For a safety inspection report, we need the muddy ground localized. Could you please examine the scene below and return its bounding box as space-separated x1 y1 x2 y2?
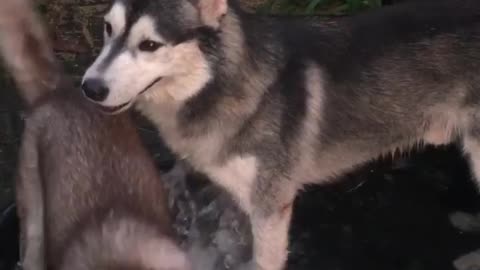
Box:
1 1 480 270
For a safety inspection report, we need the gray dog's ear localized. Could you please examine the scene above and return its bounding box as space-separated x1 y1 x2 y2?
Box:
189 0 228 29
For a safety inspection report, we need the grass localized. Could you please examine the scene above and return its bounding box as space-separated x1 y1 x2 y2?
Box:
257 0 383 15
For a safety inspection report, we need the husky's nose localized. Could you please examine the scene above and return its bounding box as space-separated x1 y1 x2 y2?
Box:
82 79 109 102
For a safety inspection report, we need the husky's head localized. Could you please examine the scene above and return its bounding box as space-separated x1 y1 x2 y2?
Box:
82 0 230 114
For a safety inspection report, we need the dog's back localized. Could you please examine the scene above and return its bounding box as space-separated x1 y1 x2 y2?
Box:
25 92 187 270
0 1 189 270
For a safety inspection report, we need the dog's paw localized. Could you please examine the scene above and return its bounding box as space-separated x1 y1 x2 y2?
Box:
454 249 480 270
449 211 480 233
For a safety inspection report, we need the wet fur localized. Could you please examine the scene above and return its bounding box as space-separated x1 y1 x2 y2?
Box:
0 1 189 270
84 0 480 269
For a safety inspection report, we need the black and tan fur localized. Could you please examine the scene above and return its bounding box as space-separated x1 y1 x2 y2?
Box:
82 0 480 269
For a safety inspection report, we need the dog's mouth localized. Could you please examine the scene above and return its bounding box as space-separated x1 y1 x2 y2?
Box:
98 101 133 115
139 77 163 95
96 77 163 115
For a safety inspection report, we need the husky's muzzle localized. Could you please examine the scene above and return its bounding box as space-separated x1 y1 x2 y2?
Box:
81 76 163 114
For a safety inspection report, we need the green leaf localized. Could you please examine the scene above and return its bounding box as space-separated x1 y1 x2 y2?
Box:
346 0 363 12
305 0 327 13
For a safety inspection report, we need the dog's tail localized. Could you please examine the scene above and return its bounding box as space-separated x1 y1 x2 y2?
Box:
0 0 61 106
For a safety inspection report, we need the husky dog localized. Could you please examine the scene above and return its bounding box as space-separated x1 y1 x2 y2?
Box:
82 0 480 269
0 1 190 270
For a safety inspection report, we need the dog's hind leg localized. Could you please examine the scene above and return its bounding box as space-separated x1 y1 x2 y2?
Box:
15 122 45 270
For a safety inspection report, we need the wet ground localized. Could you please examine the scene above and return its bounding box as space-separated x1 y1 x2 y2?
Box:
1 1 480 270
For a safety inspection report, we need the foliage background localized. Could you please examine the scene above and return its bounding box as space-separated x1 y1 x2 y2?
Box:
257 0 383 15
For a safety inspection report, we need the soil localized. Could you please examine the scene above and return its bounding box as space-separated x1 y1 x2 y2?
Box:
1 1 480 270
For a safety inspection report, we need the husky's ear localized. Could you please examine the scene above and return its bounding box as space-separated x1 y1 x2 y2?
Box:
192 0 228 29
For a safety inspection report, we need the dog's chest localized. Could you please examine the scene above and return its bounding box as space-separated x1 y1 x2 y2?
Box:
160 124 257 212
138 102 258 211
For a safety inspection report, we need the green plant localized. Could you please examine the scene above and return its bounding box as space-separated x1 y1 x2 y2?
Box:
257 0 382 15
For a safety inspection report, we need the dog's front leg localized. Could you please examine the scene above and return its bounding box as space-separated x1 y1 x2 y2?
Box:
15 125 45 270
206 157 296 270
251 204 293 270
250 180 297 270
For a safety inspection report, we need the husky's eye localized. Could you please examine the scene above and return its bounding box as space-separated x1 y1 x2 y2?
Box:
138 40 163 52
105 22 113 37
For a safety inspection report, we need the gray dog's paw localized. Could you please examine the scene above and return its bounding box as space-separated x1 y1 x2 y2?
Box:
454 249 480 270
449 211 480 233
